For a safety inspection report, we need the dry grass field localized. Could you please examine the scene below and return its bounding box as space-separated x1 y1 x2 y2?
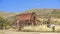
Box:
0 31 5 34
22 25 60 32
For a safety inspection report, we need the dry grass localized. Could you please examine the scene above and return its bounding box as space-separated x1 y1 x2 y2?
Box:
22 25 60 32
55 25 60 32
0 31 5 34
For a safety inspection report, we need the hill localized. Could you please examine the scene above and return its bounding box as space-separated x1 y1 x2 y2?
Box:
21 9 60 25
0 9 60 31
22 9 60 18
0 9 60 18
0 8 60 25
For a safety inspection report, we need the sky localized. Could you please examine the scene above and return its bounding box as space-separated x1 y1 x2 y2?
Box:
0 0 60 12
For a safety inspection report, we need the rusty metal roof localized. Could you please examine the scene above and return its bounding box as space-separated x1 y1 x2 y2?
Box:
18 12 35 20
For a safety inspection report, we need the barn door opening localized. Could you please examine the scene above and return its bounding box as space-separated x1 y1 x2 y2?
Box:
26 20 30 25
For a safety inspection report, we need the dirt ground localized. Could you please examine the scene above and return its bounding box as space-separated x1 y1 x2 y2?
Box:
0 30 60 34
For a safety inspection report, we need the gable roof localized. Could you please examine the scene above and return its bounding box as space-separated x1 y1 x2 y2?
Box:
18 13 35 20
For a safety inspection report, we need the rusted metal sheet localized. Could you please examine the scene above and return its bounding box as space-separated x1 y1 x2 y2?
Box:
18 13 32 20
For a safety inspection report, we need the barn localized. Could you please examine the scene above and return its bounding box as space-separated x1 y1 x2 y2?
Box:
16 12 37 30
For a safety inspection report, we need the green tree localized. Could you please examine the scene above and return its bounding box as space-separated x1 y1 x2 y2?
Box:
0 17 4 29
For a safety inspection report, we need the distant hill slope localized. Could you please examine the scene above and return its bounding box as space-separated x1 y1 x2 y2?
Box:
0 12 19 18
0 9 60 18
22 9 60 18
0 9 60 25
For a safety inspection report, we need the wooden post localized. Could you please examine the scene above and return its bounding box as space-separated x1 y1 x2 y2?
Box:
52 26 55 32
18 24 21 31
17 20 21 31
